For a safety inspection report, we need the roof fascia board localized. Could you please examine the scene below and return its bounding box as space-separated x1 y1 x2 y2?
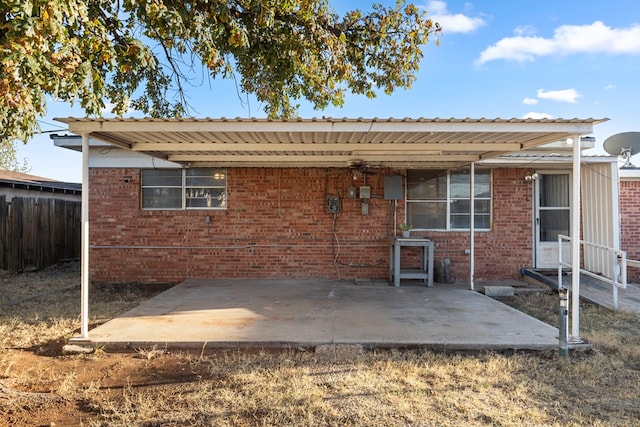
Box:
88 133 132 149
619 168 640 179
57 117 601 135
51 134 113 150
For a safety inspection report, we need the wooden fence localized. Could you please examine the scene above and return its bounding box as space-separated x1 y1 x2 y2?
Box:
0 196 81 272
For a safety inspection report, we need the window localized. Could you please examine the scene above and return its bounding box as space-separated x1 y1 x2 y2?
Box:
141 168 227 210
406 169 491 231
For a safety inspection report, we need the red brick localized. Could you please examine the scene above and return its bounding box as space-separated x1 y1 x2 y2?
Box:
620 181 640 282
88 168 533 283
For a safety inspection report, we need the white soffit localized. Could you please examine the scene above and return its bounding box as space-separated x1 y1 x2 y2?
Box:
55 117 607 169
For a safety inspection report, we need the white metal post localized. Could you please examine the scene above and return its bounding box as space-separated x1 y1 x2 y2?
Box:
80 133 90 338
470 162 475 291
613 253 621 312
570 135 582 341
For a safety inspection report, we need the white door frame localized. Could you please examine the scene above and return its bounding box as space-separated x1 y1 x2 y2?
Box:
534 170 572 269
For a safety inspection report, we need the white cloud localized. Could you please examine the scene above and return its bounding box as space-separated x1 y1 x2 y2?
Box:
537 88 581 103
513 25 537 37
477 36 556 63
521 112 553 120
427 1 485 34
477 21 640 64
523 97 538 105
603 83 617 90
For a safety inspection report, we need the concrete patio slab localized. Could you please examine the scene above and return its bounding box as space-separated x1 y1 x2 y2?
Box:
76 279 559 351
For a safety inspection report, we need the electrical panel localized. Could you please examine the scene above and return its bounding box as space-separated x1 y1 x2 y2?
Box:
361 199 369 215
384 175 403 200
347 185 357 199
359 186 371 199
326 195 340 213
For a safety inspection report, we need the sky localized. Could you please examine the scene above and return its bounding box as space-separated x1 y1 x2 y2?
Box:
16 0 640 183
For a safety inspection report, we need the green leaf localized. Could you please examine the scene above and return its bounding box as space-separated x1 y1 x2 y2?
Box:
0 0 440 143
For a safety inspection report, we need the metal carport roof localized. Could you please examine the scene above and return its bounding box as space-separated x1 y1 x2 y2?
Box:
55 117 606 169
56 116 607 341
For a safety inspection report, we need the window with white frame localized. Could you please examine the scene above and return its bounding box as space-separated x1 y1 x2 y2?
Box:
141 168 227 210
406 169 491 231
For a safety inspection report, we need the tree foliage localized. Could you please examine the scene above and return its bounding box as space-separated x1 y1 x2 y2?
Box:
1 0 440 144
0 141 30 172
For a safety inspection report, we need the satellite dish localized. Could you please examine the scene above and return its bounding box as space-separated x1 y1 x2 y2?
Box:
603 132 640 168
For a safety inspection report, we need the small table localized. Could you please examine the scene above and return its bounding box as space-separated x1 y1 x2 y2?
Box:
389 237 434 287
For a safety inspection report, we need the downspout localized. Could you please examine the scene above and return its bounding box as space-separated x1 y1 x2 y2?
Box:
570 135 582 342
470 162 475 291
80 133 90 339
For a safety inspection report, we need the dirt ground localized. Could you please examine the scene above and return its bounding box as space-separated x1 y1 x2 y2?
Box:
1 262 640 426
0 262 180 426
1 350 206 425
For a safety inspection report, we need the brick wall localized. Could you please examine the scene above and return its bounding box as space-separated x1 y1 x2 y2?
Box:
620 180 640 282
88 167 533 284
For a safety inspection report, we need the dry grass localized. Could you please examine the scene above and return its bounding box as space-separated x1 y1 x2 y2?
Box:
0 262 174 353
84 345 640 427
1 263 640 426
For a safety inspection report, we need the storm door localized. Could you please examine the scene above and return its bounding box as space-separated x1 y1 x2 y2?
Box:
535 173 571 268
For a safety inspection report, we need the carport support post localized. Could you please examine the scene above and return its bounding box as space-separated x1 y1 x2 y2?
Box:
80 133 90 339
469 162 475 291
570 135 581 342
